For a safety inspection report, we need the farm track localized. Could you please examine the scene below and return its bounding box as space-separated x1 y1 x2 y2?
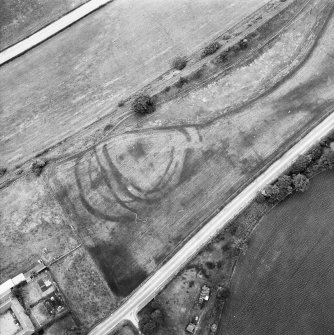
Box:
0 0 311 189
165 0 315 102
1 0 333 333
147 0 305 102
42 0 324 166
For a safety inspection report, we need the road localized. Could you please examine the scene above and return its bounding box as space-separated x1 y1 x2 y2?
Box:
0 0 113 66
89 109 334 335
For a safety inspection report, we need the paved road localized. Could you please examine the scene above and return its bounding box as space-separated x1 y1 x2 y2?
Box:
0 0 112 66
89 110 334 335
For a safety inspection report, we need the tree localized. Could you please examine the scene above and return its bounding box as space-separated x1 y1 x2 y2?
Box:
131 94 155 114
263 184 280 203
317 150 334 170
290 155 312 174
171 56 187 70
139 300 165 335
275 175 293 200
217 287 230 300
292 174 309 192
0 167 6 177
201 42 221 58
31 159 47 176
308 144 323 161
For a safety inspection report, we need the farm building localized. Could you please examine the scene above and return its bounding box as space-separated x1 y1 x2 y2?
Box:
198 285 211 304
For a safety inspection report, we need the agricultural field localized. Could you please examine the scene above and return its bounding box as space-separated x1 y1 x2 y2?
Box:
220 170 334 334
143 139 334 334
0 0 272 168
2 0 334 333
0 0 88 50
47 0 334 302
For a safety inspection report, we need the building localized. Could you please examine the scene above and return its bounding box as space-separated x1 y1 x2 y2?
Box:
186 322 196 334
0 274 26 301
198 285 211 304
210 323 218 333
0 266 67 334
0 296 35 335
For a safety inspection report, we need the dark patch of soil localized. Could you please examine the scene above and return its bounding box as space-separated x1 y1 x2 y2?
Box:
128 141 147 160
177 148 199 185
89 243 147 297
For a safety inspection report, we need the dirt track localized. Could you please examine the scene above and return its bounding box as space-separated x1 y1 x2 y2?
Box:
2 0 334 332
0 0 272 168
88 100 334 335
46 0 334 304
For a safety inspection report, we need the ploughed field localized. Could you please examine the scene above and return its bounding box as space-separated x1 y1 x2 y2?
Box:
220 170 334 335
0 0 88 51
0 0 271 167
48 0 334 299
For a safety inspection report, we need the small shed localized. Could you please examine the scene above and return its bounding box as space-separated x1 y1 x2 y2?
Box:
186 323 196 334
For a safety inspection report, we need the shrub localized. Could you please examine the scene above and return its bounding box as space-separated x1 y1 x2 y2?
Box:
131 94 155 114
263 184 280 203
117 99 125 107
162 85 171 93
171 56 187 70
31 159 47 177
175 76 189 88
206 261 215 270
292 174 309 192
238 39 248 49
201 41 221 58
188 68 204 81
215 52 228 64
0 167 7 177
139 302 165 335
325 131 334 143
232 237 248 255
255 191 266 203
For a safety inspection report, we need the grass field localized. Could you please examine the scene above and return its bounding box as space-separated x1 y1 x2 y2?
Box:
43 315 77 335
49 246 116 330
0 0 88 51
220 170 334 334
0 173 117 329
47 0 334 300
0 0 272 168
0 174 78 282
